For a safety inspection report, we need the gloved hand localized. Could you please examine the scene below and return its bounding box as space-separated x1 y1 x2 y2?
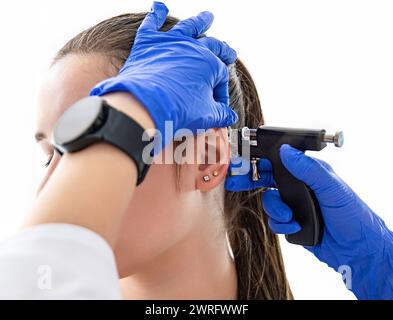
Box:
225 144 393 300
90 1 238 148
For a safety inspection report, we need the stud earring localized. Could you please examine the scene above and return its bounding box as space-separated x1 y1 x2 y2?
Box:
212 171 219 177
203 175 211 182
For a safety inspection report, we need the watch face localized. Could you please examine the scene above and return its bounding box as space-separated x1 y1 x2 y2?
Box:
54 96 103 145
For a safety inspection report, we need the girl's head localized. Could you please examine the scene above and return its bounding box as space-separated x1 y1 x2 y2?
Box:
36 13 292 299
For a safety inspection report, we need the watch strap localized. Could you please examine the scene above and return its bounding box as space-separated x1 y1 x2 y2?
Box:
101 101 153 185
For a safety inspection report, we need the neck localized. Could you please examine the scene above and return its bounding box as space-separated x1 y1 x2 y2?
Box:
120 212 237 299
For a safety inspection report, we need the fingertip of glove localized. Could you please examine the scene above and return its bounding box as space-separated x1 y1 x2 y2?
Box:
198 11 214 24
210 107 237 129
268 219 301 235
228 109 238 125
152 1 168 10
89 87 102 97
258 158 272 171
290 221 302 233
280 143 303 163
89 89 97 96
280 143 293 152
225 43 237 64
151 2 169 15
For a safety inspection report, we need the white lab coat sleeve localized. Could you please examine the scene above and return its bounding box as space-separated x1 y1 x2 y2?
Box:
0 223 122 299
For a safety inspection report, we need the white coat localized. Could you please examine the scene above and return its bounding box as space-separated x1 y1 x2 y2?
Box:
0 224 121 299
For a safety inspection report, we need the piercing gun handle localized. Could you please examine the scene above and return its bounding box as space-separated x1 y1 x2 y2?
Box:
269 150 324 246
249 126 343 246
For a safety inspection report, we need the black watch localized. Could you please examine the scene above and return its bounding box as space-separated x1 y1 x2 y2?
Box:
53 96 152 185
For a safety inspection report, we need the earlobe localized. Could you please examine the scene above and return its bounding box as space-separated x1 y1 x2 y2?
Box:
196 163 230 192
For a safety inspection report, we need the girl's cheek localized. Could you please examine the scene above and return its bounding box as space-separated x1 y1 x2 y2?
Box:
36 151 62 196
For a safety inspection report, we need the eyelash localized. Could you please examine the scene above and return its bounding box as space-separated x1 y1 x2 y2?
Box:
44 156 53 168
43 145 63 168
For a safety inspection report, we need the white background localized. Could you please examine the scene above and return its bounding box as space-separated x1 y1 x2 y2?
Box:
0 0 392 299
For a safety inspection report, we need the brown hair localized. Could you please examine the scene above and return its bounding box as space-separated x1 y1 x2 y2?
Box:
55 13 293 300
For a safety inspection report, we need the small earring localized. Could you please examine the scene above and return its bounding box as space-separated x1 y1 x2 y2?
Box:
212 171 219 177
203 175 211 182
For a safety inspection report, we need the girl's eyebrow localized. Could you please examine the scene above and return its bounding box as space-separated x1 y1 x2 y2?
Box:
35 132 47 142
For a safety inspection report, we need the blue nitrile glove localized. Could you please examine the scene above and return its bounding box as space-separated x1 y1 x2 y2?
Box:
225 144 393 300
90 1 238 147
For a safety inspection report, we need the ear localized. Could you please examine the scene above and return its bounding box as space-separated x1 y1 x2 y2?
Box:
195 128 230 192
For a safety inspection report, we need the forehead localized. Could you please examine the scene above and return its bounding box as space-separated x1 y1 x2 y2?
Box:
36 54 116 140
